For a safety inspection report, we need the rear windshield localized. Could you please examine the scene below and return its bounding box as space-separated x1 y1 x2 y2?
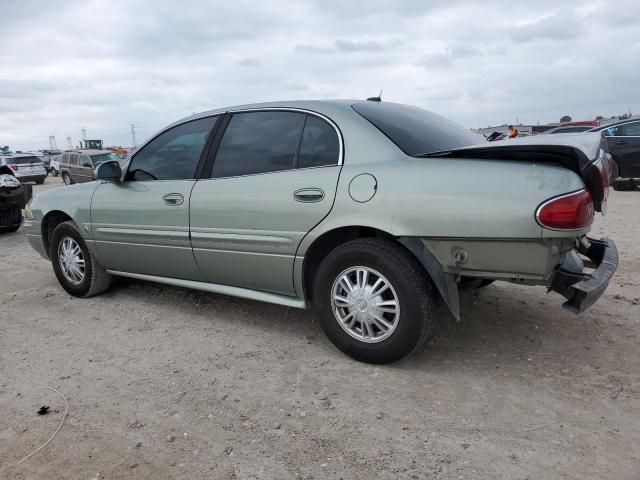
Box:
4 156 42 165
352 101 481 156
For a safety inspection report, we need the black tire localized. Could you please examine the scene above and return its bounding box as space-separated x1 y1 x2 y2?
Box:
0 207 22 233
35 178 45 185
62 172 73 185
313 238 436 364
52 169 59 177
50 221 112 297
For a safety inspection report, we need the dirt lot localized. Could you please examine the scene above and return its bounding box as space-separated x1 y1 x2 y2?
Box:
1 176 639 479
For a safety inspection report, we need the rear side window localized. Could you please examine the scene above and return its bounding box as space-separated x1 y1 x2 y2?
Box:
212 111 304 178
127 116 217 181
297 116 340 168
352 101 480 156
62 153 70 163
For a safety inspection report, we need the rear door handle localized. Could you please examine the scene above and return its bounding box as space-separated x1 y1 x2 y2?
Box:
162 193 184 206
293 188 325 203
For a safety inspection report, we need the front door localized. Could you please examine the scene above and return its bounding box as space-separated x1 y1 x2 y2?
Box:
190 110 342 295
607 120 640 178
91 115 219 280
76 154 94 183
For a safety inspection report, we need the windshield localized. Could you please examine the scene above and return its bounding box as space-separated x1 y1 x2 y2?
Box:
4 156 42 165
352 101 481 156
90 153 122 165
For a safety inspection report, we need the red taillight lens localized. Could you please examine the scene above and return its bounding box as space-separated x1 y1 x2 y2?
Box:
9 164 18 171
536 189 594 230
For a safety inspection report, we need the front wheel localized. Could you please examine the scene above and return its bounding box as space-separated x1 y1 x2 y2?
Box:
52 168 59 177
313 238 436 364
50 221 112 297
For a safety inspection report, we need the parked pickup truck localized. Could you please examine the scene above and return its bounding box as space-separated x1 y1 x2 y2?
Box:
23 100 618 363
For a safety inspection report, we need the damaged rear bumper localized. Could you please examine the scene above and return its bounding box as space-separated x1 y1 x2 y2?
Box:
550 238 618 314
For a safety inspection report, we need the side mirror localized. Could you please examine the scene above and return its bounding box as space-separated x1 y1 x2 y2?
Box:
95 160 122 182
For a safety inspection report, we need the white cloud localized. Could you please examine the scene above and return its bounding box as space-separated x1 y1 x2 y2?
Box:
1 0 638 149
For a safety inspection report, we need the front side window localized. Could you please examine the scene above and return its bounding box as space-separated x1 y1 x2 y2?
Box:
80 154 92 168
619 121 640 137
297 116 340 168
212 111 304 178
127 116 217 181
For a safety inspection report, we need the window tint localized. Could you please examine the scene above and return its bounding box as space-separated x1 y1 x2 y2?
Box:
80 154 92 168
298 116 340 168
352 101 481 156
4 156 40 165
620 122 640 136
127 116 217 181
62 153 70 163
212 111 304 178
69 153 79 166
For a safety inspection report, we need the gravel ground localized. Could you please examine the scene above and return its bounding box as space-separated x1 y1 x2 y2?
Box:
1 176 639 479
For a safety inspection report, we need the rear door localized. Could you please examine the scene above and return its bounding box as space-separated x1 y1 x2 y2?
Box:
606 120 640 178
68 153 79 179
189 110 342 295
91 115 220 280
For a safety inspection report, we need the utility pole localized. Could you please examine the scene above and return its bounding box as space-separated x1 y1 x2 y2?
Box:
66 136 72 150
130 124 137 147
48 135 57 150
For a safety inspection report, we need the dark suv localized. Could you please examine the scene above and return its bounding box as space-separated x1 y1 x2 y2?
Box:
589 119 640 190
60 150 123 185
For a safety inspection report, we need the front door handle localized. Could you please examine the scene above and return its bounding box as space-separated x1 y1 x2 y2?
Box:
614 140 628 145
162 193 184 206
293 188 325 203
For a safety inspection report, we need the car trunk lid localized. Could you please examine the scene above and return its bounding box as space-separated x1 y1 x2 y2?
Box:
418 132 614 212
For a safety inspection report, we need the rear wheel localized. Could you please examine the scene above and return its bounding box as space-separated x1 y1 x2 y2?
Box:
0 206 22 233
62 172 73 185
313 238 436 364
50 221 112 297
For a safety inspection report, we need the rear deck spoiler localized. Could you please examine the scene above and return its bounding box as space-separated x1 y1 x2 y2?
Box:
419 133 612 211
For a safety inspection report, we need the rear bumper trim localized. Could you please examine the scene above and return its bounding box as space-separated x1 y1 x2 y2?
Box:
551 237 618 314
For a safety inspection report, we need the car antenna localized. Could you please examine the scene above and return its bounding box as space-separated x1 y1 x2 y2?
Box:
367 89 383 102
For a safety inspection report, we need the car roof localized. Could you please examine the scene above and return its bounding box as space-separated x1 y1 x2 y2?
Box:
588 118 640 132
67 149 114 155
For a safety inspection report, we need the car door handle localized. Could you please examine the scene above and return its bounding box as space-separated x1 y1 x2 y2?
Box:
162 193 184 206
614 140 628 145
293 188 325 203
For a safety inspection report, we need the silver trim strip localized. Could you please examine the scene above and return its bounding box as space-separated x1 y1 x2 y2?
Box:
106 270 307 309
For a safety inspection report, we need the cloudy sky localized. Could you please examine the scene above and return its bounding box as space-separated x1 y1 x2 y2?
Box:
2 0 638 150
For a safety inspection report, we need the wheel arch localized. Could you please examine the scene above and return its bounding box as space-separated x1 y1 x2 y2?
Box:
41 210 74 257
300 226 460 320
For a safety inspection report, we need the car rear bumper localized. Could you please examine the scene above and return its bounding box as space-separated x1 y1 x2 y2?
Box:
16 174 46 183
550 237 618 313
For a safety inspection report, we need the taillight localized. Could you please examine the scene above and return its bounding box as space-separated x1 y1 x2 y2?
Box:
536 189 594 230
9 164 18 171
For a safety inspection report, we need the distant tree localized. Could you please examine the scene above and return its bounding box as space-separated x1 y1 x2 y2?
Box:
560 115 572 123
0 145 10 154
595 115 604 121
